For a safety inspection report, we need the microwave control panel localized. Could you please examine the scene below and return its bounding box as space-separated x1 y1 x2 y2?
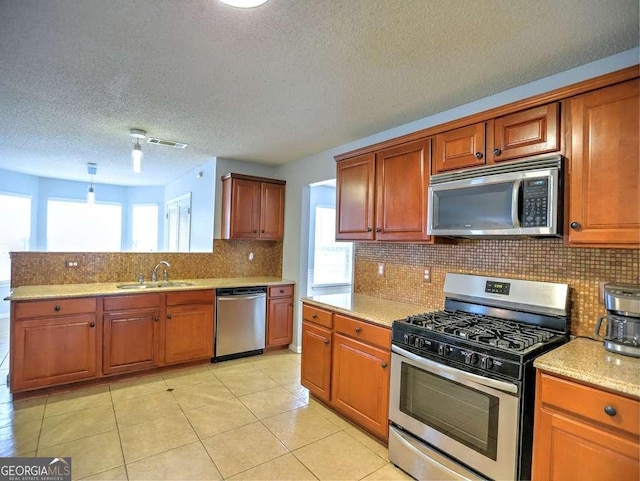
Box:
522 177 549 227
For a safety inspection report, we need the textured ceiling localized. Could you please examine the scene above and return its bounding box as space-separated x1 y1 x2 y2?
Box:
0 0 638 186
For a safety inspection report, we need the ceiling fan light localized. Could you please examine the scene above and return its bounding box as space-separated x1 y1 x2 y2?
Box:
132 143 143 173
218 0 269 8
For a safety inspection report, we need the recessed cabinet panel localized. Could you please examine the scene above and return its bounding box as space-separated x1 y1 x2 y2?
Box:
433 123 486 173
260 183 285 239
332 333 390 439
375 139 430 241
301 320 332 403
13 314 98 391
566 79 640 246
103 308 160 375
491 103 560 162
336 153 376 240
165 304 214 364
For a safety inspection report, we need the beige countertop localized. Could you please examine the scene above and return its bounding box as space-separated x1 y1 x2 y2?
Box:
301 293 429 328
5 277 294 301
534 337 640 399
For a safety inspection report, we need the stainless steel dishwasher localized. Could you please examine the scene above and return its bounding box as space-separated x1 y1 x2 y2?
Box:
214 286 267 362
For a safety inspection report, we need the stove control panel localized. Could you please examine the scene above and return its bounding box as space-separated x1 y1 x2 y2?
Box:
393 329 522 380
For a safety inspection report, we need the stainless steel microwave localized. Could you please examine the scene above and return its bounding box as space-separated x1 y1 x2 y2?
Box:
427 155 563 237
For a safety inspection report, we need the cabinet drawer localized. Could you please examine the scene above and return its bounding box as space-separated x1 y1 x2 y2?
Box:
15 298 97 319
166 290 214 306
269 284 293 298
103 294 161 311
334 314 391 349
303 304 333 328
539 372 640 437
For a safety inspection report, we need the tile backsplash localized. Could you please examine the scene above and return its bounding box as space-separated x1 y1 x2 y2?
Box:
10 240 283 287
354 239 639 337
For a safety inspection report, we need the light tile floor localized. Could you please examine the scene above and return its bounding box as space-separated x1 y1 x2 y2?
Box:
0 337 412 481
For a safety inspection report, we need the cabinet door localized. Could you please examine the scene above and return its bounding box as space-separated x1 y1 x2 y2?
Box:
336 153 376 240
230 178 261 239
267 297 293 347
103 308 160 375
532 407 639 481
301 321 332 403
566 79 640 246
260 182 285 239
164 304 214 364
433 123 486 173
12 314 98 392
331 333 390 439
375 139 431 241
491 103 560 162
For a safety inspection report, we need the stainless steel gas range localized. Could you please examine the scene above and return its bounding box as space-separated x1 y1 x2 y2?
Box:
388 273 570 481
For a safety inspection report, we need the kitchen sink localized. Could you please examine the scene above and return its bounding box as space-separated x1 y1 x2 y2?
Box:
116 281 195 290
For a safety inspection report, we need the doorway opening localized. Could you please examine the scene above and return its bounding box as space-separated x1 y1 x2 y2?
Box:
307 180 353 297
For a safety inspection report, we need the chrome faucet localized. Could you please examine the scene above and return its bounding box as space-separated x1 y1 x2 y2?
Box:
151 261 170 282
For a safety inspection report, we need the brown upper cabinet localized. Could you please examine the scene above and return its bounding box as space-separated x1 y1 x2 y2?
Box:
336 139 432 242
565 79 640 247
432 103 560 173
221 173 286 240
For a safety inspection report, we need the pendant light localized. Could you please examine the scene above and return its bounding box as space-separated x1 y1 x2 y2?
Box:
130 129 146 173
218 0 269 7
87 163 97 204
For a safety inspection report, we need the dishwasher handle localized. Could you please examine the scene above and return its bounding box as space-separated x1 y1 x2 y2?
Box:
216 286 267 297
217 293 266 301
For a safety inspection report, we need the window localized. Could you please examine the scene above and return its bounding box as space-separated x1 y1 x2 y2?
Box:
47 199 122 251
132 203 159 252
313 206 353 286
166 193 191 252
0 193 31 282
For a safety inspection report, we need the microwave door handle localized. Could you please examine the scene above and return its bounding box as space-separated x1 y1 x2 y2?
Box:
511 179 522 228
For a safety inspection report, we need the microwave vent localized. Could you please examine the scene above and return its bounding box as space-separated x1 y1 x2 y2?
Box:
147 138 188 149
430 155 563 184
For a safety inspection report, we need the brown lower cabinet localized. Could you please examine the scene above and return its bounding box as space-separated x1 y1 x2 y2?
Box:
532 371 640 481
301 320 332 403
103 294 162 375
164 303 214 364
12 313 98 392
10 290 215 393
266 284 294 348
301 302 391 441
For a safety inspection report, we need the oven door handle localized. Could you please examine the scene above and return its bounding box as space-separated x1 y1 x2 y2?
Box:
392 345 518 394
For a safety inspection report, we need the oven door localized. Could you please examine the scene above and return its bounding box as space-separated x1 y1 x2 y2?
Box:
389 345 520 481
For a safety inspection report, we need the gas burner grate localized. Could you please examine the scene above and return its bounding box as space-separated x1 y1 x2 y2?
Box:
402 310 557 352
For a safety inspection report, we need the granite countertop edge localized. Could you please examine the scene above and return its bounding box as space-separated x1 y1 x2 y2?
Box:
534 337 640 399
301 293 430 329
5 277 295 301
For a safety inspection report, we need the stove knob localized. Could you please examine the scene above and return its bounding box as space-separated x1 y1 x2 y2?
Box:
464 352 477 365
480 356 493 370
438 344 451 356
414 337 423 348
406 335 415 346
403 334 410 343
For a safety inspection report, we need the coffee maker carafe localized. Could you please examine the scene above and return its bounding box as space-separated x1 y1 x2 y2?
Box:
594 283 640 358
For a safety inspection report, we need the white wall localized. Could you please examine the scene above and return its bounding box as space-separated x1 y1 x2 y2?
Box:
276 48 639 352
